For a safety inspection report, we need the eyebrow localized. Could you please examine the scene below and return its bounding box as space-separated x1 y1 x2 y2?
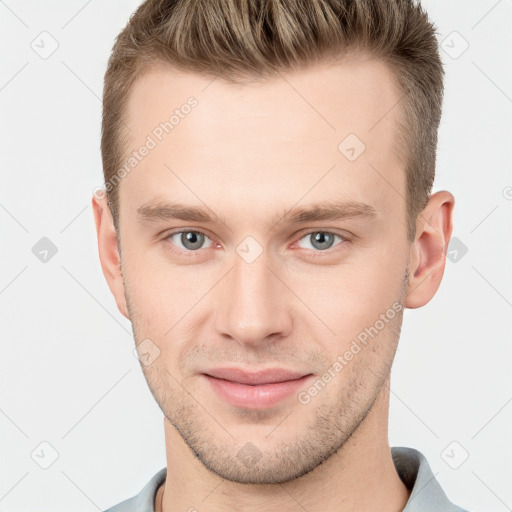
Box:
136 200 378 228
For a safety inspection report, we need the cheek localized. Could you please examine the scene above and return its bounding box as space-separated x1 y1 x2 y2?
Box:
123 242 190 309
287 246 406 343
122 249 213 357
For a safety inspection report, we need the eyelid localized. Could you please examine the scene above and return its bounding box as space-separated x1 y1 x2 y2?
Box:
163 228 214 240
294 228 350 241
163 228 216 256
291 229 349 251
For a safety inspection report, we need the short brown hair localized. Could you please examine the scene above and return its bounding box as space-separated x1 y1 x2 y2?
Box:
101 0 444 240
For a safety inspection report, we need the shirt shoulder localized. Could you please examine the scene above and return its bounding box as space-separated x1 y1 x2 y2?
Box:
103 450 474 512
102 468 166 512
392 447 471 512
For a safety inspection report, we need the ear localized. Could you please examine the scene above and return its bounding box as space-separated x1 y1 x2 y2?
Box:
405 190 455 309
91 193 130 319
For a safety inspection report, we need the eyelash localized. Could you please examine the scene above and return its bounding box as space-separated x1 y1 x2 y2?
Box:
163 229 349 258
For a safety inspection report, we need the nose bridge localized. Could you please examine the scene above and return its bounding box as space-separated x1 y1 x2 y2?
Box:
215 245 291 346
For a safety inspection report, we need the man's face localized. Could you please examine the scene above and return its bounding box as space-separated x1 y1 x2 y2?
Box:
117 56 411 483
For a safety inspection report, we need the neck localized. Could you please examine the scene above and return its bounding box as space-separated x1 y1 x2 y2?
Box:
158 384 409 512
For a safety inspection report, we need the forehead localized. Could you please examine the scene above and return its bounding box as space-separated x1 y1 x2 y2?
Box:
119 56 405 225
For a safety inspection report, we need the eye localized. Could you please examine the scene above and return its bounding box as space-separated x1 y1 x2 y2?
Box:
296 231 345 251
166 230 214 251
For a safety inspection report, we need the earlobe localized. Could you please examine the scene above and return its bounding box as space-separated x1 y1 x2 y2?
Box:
91 193 130 320
405 190 455 309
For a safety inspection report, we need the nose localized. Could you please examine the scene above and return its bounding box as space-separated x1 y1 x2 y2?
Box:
214 246 293 349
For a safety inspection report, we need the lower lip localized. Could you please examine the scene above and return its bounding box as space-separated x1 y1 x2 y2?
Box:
202 374 313 409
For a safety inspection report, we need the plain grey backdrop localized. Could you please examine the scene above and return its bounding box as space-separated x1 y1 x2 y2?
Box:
1 1 511 511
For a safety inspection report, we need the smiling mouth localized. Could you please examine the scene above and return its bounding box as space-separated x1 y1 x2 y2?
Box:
201 370 314 409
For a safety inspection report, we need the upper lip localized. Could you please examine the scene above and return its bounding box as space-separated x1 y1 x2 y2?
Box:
203 367 311 385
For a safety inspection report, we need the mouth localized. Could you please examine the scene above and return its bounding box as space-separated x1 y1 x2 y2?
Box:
201 367 314 409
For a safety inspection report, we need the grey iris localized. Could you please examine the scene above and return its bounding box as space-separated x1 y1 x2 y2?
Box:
310 232 335 250
181 231 204 250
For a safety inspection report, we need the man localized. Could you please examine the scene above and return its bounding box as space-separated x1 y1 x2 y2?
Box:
92 0 466 510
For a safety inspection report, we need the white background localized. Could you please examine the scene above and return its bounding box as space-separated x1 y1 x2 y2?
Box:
1 1 511 511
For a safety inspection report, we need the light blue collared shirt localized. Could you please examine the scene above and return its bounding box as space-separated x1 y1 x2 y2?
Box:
103 447 469 511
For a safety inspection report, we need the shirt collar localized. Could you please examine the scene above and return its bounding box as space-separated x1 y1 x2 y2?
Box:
392 447 466 511
110 447 466 511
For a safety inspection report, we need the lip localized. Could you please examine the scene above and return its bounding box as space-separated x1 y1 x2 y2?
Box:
201 368 313 409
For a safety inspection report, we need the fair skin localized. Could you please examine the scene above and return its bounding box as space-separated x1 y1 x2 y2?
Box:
93 55 454 512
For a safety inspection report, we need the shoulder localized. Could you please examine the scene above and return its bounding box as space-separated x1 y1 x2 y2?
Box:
392 447 471 512
102 468 167 512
